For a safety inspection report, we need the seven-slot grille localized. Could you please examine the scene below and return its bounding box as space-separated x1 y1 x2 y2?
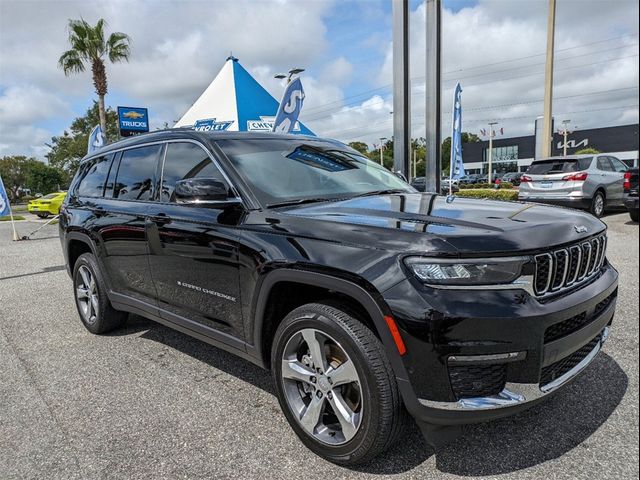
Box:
534 234 607 296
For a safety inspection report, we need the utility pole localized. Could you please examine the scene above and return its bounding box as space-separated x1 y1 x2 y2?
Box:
425 0 442 193
542 0 556 157
487 122 499 183
559 119 572 157
392 0 411 178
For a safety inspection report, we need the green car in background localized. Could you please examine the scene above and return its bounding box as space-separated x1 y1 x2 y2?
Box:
28 192 67 218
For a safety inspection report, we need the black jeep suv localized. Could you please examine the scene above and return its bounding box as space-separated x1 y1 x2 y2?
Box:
59 130 618 465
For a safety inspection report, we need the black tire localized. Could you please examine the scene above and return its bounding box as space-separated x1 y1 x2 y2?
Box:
37 213 49 219
72 253 127 334
590 191 606 217
630 210 639 222
271 302 405 465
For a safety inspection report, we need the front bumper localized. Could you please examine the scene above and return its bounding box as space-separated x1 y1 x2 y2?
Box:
383 263 618 425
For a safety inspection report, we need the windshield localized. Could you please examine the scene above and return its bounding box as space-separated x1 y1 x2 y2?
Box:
217 139 414 206
527 157 592 175
42 193 60 199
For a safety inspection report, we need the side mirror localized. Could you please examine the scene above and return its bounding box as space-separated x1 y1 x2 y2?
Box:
173 178 240 207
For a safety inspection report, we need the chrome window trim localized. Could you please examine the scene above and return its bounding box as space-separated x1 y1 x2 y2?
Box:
84 138 247 209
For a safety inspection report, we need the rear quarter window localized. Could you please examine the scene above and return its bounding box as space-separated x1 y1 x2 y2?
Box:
76 154 115 197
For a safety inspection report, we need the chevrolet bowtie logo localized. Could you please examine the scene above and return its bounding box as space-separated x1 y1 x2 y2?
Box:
122 111 145 119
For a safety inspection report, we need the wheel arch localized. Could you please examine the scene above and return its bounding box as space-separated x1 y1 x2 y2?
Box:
249 268 409 383
66 231 98 275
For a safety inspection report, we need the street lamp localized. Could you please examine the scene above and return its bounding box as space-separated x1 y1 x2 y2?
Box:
274 68 306 83
379 137 387 166
487 122 499 184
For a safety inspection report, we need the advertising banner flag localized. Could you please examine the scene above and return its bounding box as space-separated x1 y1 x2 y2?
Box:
450 83 465 182
87 124 105 155
0 174 10 217
0 174 19 240
272 77 305 134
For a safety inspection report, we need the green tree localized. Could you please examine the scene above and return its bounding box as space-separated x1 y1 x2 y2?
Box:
0 156 32 200
58 18 131 138
24 161 66 194
575 147 601 154
347 141 369 155
0 156 65 199
46 102 119 174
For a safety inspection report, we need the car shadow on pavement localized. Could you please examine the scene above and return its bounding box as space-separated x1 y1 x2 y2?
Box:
111 315 627 476
433 352 627 476
111 314 276 393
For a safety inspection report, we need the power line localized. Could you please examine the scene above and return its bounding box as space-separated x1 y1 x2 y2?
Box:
333 103 639 141
301 34 638 116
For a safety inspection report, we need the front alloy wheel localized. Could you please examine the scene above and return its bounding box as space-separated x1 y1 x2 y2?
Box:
281 328 363 445
272 302 406 465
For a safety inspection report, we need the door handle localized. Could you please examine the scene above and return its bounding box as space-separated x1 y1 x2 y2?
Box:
149 213 171 225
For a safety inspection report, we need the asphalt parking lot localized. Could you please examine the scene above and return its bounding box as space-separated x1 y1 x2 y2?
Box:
0 214 638 480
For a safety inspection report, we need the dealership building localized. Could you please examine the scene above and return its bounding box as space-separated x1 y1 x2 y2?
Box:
462 123 639 175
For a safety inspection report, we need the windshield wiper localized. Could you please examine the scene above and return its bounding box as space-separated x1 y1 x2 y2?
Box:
266 197 334 209
353 189 408 198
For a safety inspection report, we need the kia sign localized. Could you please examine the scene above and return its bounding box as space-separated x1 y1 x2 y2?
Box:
117 106 149 137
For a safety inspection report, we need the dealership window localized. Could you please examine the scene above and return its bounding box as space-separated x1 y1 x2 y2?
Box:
483 145 519 162
159 142 230 203
112 145 162 201
76 154 115 197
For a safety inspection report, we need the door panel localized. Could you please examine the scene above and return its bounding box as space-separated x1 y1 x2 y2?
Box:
146 141 245 340
96 144 163 301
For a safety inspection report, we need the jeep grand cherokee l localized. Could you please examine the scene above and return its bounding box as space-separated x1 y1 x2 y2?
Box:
59 130 618 465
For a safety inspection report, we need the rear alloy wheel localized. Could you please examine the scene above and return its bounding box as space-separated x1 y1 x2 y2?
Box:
73 253 127 334
590 191 605 217
272 302 406 465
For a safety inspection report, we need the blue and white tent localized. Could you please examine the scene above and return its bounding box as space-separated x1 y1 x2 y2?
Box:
175 56 313 135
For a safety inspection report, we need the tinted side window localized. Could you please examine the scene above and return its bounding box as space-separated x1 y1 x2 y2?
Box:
113 145 162 201
160 142 230 203
76 154 114 197
596 157 613 172
609 157 628 172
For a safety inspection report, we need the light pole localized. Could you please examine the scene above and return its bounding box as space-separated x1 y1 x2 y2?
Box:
487 122 498 183
274 68 305 84
559 119 573 157
379 137 387 166
542 0 556 157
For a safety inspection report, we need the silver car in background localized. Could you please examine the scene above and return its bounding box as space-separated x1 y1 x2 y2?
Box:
518 154 628 217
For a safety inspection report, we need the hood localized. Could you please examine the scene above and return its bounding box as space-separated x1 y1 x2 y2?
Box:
275 193 605 255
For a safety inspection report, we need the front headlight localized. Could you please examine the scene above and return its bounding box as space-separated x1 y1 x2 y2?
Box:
404 256 528 286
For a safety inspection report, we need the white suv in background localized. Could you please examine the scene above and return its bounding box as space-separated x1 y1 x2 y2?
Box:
518 154 628 217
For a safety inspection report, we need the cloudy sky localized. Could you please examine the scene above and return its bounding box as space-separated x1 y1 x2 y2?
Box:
0 0 638 159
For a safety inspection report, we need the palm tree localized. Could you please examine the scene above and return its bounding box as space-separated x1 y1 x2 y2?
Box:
58 18 131 140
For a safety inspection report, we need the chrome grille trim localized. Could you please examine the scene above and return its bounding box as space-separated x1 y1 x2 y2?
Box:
534 234 607 298
551 249 569 291
566 245 582 286
534 253 554 295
